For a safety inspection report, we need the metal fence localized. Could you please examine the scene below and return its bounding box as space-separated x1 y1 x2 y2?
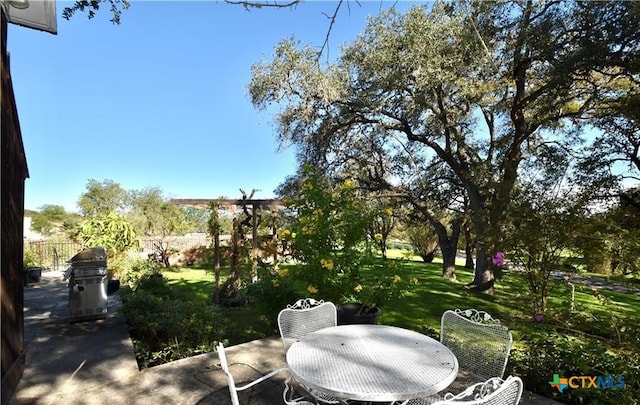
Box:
26 235 216 270
26 240 84 270
140 234 213 253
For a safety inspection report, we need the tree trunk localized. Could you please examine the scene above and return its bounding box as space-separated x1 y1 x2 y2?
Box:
441 241 458 280
464 221 474 269
419 249 435 263
380 239 387 259
469 250 495 294
432 218 463 281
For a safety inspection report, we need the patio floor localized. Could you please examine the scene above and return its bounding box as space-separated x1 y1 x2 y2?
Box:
9 271 563 405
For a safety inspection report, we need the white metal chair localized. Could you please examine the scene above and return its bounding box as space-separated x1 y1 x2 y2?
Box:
394 376 523 405
440 309 513 384
217 342 292 405
278 298 343 404
432 376 524 405
277 298 338 352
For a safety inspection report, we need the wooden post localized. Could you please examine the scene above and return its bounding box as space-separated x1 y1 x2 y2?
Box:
209 201 221 304
231 217 239 279
213 225 220 303
251 204 258 282
272 209 278 265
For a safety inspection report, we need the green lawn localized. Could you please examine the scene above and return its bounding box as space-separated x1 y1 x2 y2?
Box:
142 250 639 404
160 251 639 347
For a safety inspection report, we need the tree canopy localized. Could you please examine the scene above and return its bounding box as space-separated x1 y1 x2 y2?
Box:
77 178 127 217
250 0 640 291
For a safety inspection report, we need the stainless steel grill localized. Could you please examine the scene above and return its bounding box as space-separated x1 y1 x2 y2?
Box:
71 267 107 278
66 247 109 322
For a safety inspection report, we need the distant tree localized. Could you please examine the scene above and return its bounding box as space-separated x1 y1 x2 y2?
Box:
366 197 396 259
576 187 640 276
78 179 127 217
504 185 586 315
30 205 68 236
127 187 188 237
182 207 211 233
405 222 439 264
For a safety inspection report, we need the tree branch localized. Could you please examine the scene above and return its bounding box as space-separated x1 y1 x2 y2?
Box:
317 0 345 61
224 0 301 9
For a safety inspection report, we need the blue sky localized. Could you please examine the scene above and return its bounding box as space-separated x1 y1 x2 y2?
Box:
9 1 418 212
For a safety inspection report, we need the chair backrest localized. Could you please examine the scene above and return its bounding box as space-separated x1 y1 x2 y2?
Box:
277 298 337 352
217 343 241 405
440 309 513 381
433 376 523 405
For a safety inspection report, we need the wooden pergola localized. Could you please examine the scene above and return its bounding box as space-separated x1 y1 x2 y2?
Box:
170 198 284 211
171 197 285 302
170 198 284 251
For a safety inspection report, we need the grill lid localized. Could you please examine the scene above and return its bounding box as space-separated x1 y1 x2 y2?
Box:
67 247 107 268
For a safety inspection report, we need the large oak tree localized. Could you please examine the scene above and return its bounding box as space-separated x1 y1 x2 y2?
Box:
249 1 640 291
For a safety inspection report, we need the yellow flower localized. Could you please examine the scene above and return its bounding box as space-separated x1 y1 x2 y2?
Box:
410 277 419 285
313 208 323 217
307 284 318 294
402 250 415 259
271 279 280 287
342 180 355 189
374 233 383 241
392 274 401 284
383 207 393 216
353 284 363 293
302 182 314 191
277 268 289 277
291 232 297 238
302 226 310 234
320 259 334 271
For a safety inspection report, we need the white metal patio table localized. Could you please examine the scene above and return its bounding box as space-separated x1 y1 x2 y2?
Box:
286 324 459 403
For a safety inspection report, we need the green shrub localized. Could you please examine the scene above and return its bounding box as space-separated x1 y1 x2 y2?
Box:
23 245 42 268
509 333 639 405
245 267 301 331
120 276 225 369
118 257 163 290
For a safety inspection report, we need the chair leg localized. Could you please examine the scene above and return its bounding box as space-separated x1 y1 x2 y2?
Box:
283 376 318 405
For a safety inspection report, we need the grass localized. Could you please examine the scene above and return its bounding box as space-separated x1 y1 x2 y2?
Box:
159 250 639 348
125 249 639 403
160 267 277 344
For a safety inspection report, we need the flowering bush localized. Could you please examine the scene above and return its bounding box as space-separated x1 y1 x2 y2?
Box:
278 164 370 304
492 251 505 268
276 164 416 310
350 253 418 312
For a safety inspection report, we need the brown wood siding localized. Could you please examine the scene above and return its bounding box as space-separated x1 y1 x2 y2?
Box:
1 9 29 405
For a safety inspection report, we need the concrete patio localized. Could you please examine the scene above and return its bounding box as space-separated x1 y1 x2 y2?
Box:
9 271 563 405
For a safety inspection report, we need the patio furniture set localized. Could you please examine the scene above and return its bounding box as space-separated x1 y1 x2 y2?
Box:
218 298 523 405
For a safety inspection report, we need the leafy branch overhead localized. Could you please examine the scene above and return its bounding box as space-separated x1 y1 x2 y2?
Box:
61 0 305 24
61 0 131 25
60 0 346 59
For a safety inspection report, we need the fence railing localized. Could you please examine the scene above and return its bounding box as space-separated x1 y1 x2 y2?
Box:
140 235 213 253
26 240 84 270
26 236 216 270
